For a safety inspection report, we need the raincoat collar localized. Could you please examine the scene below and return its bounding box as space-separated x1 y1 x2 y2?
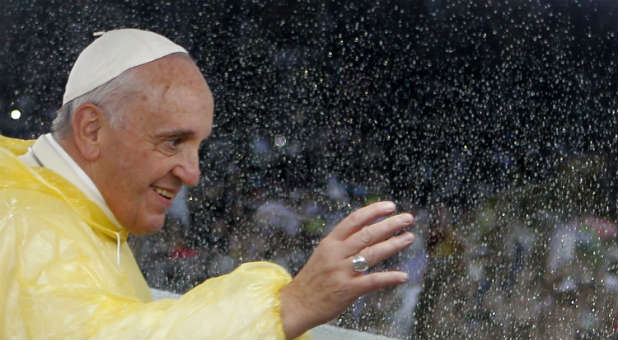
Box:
0 134 128 243
19 133 124 230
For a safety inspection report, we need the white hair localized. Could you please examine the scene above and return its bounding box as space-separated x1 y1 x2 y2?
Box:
52 69 140 139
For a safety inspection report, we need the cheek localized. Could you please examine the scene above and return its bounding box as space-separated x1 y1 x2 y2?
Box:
105 141 175 188
106 153 151 193
104 139 141 170
133 156 176 184
118 146 154 173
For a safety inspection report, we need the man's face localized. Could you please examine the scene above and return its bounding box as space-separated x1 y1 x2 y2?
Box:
95 55 214 235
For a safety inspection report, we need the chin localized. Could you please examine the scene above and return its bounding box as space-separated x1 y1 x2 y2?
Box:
130 217 166 235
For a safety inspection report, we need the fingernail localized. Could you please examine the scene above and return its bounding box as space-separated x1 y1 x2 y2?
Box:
401 213 414 224
403 232 415 243
382 201 396 211
398 272 409 282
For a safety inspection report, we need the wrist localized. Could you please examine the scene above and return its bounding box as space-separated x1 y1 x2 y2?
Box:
280 282 313 339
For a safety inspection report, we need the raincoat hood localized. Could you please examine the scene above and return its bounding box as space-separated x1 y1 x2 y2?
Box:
0 135 128 243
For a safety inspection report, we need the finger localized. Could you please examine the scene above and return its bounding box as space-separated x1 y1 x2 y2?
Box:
329 201 396 241
352 271 409 297
358 232 415 267
345 213 414 255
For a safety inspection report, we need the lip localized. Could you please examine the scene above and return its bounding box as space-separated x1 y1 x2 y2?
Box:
151 185 177 208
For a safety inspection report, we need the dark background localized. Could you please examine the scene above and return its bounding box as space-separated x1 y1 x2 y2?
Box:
2 0 617 210
2 0 618 339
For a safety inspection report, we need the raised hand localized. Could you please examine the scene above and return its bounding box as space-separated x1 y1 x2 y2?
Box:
280 201 415 338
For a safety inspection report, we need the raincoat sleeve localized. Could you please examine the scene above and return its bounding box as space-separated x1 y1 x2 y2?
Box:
90 262 302 339
0 194 310 339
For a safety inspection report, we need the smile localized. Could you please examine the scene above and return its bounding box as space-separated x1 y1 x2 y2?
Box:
153 186 174 199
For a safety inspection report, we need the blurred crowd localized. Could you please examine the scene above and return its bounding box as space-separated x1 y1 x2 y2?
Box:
130 147 618 340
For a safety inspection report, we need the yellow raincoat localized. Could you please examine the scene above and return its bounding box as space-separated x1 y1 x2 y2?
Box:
0 135 308 339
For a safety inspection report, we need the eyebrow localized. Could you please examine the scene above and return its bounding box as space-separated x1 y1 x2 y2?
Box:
157 129 210 146
157 129 195 139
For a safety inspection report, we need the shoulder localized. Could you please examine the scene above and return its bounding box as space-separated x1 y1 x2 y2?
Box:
0 187 92 248
1 187 80 223
0 134 33 156
0 186 122 283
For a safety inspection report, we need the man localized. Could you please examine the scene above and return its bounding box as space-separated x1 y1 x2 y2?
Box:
0 29 415 338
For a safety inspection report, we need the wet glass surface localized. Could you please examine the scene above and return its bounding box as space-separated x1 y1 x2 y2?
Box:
2 1 618 338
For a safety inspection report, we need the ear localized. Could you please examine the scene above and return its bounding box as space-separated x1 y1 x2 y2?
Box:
71 103 104 161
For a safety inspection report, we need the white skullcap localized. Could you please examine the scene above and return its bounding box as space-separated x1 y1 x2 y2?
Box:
63 28 188 105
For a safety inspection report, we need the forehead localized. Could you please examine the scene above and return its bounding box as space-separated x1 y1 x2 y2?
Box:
126 55 214 138
133 91 214 142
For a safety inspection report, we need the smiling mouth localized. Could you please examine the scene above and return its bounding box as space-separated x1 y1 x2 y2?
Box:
153 186 174 199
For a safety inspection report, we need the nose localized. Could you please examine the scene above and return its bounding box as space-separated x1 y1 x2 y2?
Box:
173 149 201 187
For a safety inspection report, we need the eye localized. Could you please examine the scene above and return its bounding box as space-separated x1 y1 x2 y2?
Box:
161 137 183 154
169 138 182 147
